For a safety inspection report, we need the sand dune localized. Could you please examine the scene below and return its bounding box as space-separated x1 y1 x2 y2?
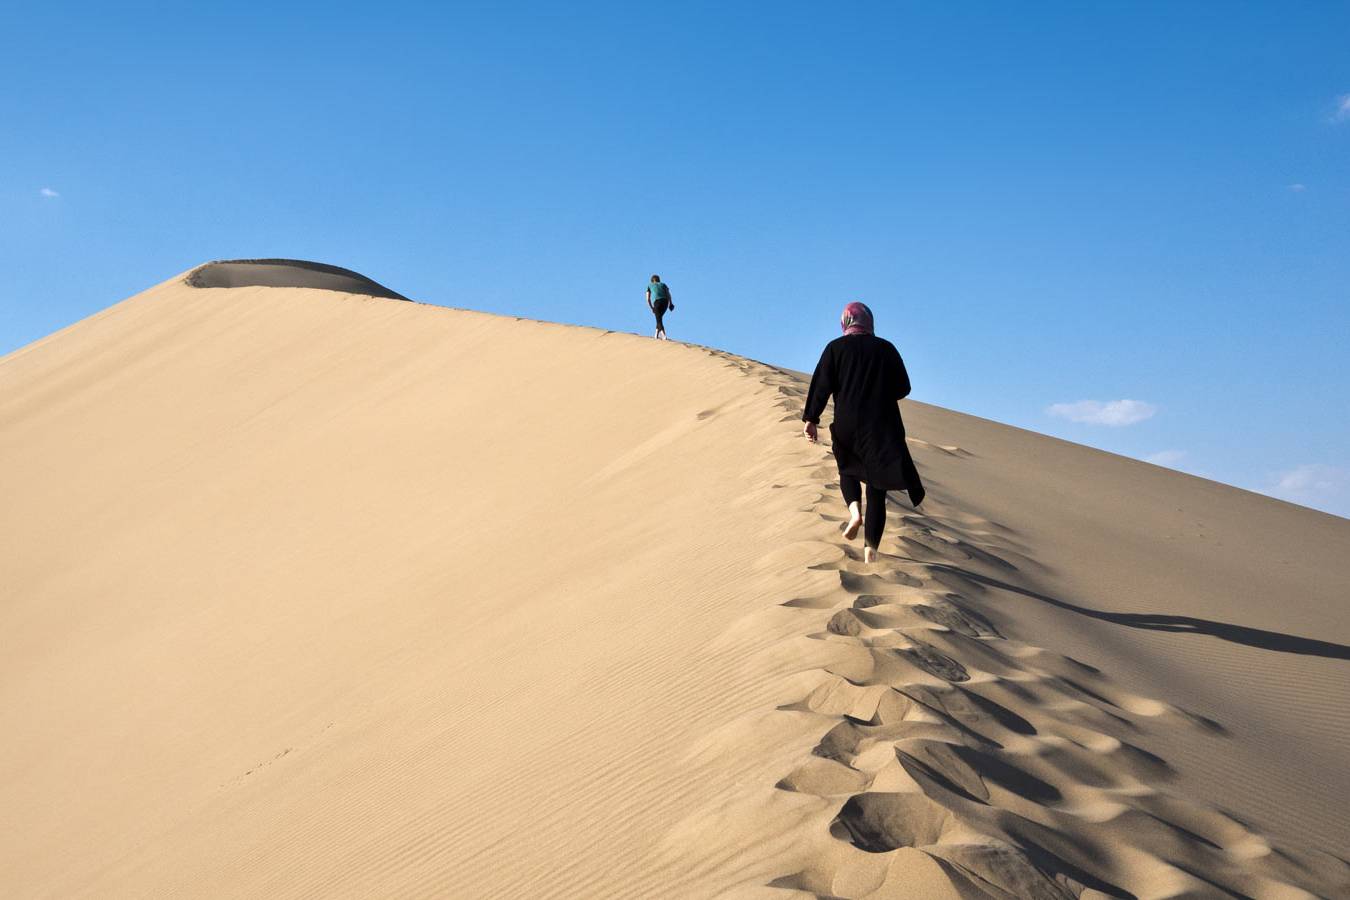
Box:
1 263 1347 898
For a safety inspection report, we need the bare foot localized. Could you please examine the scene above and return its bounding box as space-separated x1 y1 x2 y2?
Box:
841 502 862 540
864 545 878 564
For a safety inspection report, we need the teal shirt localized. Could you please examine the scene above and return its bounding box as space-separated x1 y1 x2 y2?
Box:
648 281 670 304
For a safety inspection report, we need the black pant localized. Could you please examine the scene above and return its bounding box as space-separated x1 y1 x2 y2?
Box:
839 474 888 548
652 300 668 332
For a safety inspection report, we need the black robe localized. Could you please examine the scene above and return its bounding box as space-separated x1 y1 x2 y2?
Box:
803 333 925 506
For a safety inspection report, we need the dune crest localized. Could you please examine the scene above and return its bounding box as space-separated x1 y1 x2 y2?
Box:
186 258 409 299
1 267 1347 897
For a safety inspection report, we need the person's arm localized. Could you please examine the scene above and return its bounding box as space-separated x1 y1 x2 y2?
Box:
668 287 674 311
646 287 653 310
802 344 835 441
889 344 912 400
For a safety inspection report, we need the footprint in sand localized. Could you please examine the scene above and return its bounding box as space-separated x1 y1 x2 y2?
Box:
830 791 962 853
893 640 972 684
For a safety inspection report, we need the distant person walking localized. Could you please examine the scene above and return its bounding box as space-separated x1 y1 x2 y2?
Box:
803 302 925 564
646 275 674 340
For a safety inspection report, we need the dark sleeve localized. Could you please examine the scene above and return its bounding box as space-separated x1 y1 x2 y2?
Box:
890 344 911 400
803 345 835 424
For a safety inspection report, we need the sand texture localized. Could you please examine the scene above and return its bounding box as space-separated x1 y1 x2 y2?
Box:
2 264 1347 898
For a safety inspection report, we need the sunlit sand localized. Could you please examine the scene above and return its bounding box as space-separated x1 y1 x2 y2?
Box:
2 262 1346 897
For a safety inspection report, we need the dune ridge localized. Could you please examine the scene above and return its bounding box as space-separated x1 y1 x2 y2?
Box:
185 259 409 299
1 266 1347 897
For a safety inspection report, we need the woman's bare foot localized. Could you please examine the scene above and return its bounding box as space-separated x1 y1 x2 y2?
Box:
841 501 862 540
864 545 878 564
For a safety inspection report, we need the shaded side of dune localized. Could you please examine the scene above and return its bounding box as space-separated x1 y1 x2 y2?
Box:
629 364 1348 899
186 259 409 300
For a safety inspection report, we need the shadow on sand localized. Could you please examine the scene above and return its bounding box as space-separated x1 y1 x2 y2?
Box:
926 565 1350 662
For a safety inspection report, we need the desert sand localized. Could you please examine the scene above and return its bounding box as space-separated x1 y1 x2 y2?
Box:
2 262 1347 898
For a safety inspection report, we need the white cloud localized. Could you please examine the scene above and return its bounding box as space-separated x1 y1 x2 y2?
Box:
1267 464 1350 517
39 187 59 198
1046 399 1157 427
1272 464 1349 496
1288 183 1306 193
1331 94 1350 123
1145 449 1187 466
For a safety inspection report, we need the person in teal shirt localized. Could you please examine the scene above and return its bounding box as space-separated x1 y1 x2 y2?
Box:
646 275 674 340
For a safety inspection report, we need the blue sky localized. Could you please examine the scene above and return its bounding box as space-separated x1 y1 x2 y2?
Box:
3 2 1348 516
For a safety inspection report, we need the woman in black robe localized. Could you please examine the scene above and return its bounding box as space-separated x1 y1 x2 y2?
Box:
802 302 925 563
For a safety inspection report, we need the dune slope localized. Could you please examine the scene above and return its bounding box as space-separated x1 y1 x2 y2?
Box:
1 264 1346 898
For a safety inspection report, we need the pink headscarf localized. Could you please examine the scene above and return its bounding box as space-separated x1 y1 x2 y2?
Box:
841 301 874 336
